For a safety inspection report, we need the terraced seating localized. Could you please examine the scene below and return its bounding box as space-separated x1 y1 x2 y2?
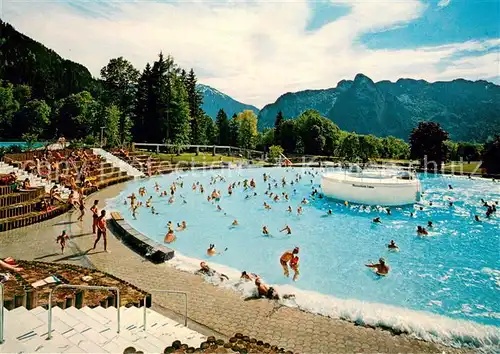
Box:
3 149 132 193
0 149 133 232
111 150 184 175
0 177 70 232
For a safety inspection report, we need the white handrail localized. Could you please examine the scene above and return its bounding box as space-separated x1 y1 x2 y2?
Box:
142 290 188 331
0 283 3 344
47 284 120 340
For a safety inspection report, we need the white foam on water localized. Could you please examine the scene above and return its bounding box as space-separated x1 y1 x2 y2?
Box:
167 251 500 350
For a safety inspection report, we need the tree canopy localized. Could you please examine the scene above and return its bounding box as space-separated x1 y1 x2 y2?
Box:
409 121 449 168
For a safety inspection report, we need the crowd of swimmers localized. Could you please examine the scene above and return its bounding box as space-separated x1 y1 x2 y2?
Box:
121 169 498 298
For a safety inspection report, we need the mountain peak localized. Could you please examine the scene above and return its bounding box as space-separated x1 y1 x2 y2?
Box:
197 83 259 119
353 73 375 86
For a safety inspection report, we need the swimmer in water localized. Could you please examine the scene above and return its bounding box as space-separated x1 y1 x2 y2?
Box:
279 247 299 277
196 262 229 281
287 206 292 213
365 258 389 276
301 198 309 205
417 226 428 235
151 206 158 215
232 219 238 226
388 240 399 250
167 221 174 232
207 244 216 256
264 202 271 210
373 217 381 223
297 206 303 215
475 215 481 222
164 229 176 243
262 226 269 236
217 205 222 211
448 184 453 190
427 221 433 228
254 278 294 300
280 225 291 235
177 221 187 231
131 205 139 220
327 209 332 215
386 208 391 215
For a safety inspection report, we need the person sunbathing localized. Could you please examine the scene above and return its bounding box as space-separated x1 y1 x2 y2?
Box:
0 257 23 272
254 278 294 300
195 262 228 281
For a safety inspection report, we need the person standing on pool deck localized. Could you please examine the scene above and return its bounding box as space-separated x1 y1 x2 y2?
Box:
280 247 299 277
93 210 108 252
90 200 99 234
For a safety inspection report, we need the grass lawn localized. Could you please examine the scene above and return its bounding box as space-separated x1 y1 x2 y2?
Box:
142 152 247 163
443 161 483 174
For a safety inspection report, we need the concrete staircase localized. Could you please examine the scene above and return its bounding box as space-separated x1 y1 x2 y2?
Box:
0 162 71 199
0 306 206 353
92 148 144 179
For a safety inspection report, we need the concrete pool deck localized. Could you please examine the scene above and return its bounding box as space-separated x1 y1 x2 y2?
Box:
0 182 470 353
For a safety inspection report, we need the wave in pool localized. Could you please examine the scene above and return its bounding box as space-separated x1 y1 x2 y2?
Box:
168 251 499 350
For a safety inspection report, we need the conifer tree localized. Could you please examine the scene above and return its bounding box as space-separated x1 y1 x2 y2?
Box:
133 63 153 142
228 113 239 147
100 57 139 144
186 69 204 144
274 110 284 146
215 108 229 145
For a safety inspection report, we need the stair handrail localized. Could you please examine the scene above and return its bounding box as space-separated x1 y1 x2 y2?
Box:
47 284 120 340
142 290 188 331
0 282 4 344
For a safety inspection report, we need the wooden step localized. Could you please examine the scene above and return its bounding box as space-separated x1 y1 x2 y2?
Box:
0 187 46 208
0 204 70 232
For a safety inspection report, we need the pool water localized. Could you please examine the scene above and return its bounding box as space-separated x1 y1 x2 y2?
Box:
108 167 500 347
0 141 45 149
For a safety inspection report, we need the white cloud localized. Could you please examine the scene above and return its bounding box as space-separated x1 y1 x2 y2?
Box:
1 0 498 108
437 0 452 8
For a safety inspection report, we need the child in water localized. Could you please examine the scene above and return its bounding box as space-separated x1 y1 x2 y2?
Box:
56 230 70 254
290 255 299 281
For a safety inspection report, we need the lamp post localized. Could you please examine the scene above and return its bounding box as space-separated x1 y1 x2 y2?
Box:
100 126 105 148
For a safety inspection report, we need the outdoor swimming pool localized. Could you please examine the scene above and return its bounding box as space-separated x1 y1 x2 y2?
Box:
0 141 45 149
108 167 500 348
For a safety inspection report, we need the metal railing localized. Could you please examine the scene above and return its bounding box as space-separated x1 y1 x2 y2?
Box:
143 290 188 331
47 284 120 340
0 282 4 344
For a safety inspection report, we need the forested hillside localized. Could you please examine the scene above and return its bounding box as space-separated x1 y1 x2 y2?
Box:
259 74 500 142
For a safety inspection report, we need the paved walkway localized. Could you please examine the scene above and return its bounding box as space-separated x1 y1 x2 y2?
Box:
1 183 468 353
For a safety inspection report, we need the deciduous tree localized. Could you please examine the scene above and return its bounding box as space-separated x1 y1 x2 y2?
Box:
410 122 449 169
235 110 258 150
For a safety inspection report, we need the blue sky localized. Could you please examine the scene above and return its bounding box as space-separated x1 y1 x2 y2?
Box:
2 0 499 107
